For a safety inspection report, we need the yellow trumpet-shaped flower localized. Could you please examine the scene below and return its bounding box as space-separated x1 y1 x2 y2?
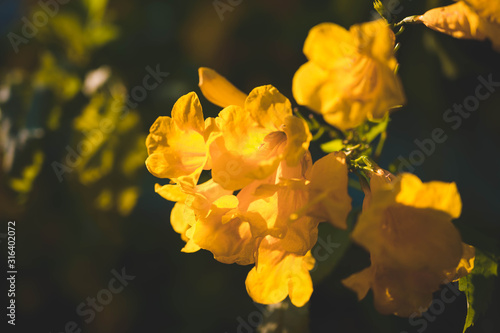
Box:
342 172 475 316
246 236 316 307
236 150 317 252
155 179 233 253
240 152 318 306
241 151 353 306
293 19 405 130
209 84 312 191
145 92 218 186
198 68 312 191
414 1 500 52
189 194 260 265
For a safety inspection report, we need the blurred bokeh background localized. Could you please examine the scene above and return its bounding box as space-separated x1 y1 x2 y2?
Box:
0 0 499 332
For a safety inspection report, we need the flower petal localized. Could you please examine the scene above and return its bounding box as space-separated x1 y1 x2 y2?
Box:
306 152 351 229
464 0 500 23
171 202 199 253
341 267 372 300
198 67 247 108
282 116 312 166
191 195 257 265
303 22 355 69
145 133 206 180
351 19 395 65
245 85 292 131
146 97 208 183
292 61 343 118
395 173 462 218
417 2 487 40
154 183 187 202
171 92 205 134
171 202 195 236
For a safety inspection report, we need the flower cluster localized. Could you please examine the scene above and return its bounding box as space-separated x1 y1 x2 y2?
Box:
146 68 351 306
146 11 479 317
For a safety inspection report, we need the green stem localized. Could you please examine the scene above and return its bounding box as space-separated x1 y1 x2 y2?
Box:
374 130 387 161
311 126 325 141
394 15 421 27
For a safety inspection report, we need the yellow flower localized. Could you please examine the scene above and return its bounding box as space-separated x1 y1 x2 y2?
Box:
241 152 319 306
342 172 474 316
246 236 316 307
199 67 313 191
155 179 233 254
189 193 259 265
242 151 353 306
145 92 217 187
209 87 311 191
292 19 405 130
238 150 317 250
414 1 500 52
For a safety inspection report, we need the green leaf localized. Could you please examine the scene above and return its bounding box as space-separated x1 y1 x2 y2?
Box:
363 116 389 143
459 249 499 332
320 139 344 153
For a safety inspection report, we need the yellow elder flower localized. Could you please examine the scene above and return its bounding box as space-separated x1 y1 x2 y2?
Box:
240 153 318 306
155 179 233 253
342 172 475 316
293 19 405 130
145 92 217 187
246 236 316 307
210 86 311 190
243 152 352 306
414 1 500 52
199 68 311 191
237 150 318 252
